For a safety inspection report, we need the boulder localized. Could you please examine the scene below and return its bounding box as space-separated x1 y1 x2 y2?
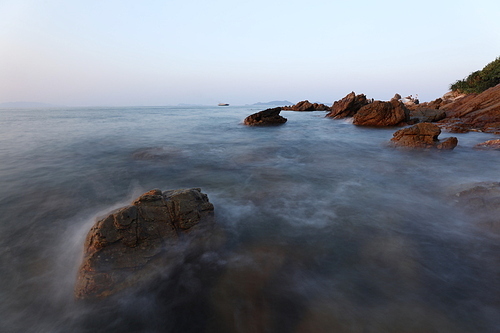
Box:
243 107 287 126
353 99 410 127
75 188 217 299
282 100 330 111
390 123 458 150
474 139 500 150
326 92 370 118
409 107 446 123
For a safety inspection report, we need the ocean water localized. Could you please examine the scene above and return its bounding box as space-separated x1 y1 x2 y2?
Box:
0 105 499 333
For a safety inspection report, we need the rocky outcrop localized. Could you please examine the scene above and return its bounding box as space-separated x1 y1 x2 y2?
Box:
422 91 466 110
438 84 500 133
282 100 330 111
474 139 500 150
75 188 217 299
390 123 458 150
326 92 370 118
353 99 410 127
409 107 446 123
243 107 287 126
451 182 500 233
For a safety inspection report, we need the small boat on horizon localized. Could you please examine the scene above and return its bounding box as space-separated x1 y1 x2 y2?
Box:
218 103 229 106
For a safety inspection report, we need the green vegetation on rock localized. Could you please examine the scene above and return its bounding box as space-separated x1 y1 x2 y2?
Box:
450 57 500 94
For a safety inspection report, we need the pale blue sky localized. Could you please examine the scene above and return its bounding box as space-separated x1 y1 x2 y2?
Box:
1 0 499 106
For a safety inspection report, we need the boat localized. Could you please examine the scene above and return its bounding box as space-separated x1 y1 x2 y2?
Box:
218 103 229 106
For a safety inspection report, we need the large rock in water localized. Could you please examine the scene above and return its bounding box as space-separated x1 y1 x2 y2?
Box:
243 107 287 126
390 123 458 150
326 92 370 118
75 188 217 299
353 99 410 126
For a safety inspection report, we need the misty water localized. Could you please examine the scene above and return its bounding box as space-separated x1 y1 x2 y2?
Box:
0 105 499 332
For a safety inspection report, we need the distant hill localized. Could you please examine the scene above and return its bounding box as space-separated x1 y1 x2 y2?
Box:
0 101 61 108
253 100 293 106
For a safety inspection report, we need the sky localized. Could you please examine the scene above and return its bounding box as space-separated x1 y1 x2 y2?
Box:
1 0 499 106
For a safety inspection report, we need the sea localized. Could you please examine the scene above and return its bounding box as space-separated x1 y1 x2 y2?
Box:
0 105 499 333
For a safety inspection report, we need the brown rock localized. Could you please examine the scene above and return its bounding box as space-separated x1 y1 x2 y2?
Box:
392 93 402 101
283 100 330 111
426 97 445 109
353 99 409 127
474 139 500 150
439 84 500 132
326 92 370 118
390 123 458 150
75 188 216 299
243 107 287 126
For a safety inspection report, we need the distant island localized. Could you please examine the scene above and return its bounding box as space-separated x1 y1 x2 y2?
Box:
252 100 293 106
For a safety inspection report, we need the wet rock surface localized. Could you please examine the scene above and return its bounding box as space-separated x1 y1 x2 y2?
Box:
75 188 217 299
243 107 287 126
390 123 458 150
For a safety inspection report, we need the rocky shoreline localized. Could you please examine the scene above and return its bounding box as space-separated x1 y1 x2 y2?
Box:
243 83 500 149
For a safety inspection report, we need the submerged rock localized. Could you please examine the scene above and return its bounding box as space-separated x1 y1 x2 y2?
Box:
353 99 410 127
243 107 287 126
75 188 218 299
451 182 500 233
390 123 458 150
132 147 183 161
326 92 370 119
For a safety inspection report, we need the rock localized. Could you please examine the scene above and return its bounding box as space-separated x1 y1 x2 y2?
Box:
409 107 446 123
353 99 410 127
439 84 500 133
243 107 287 126
282 100 330 111
474 139 500 150
425 97 445 109
392 93 402 101
75 188 217 299
451 182 500 233
390 123 458 150
326 92 370 118
442 90 467 102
